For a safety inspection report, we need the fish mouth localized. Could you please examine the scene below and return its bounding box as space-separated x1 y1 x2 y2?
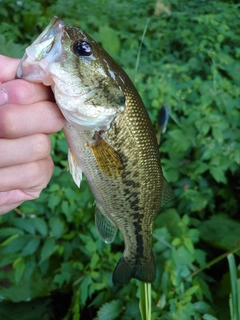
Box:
17 16 66 82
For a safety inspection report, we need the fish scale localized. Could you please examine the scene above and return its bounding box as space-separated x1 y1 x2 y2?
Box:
102 85 163 278
17 16 174 286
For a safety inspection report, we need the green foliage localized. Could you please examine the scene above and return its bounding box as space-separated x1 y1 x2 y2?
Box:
0 0 240 319
228 254 240 320
97 300 123 320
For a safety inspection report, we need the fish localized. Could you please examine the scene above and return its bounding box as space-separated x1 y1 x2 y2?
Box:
17 16 174 286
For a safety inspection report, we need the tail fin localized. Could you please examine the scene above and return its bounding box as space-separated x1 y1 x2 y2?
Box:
112 253 156 286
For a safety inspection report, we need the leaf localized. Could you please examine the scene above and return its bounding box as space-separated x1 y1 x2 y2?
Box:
155 209 182 237
125 300 141 318
168 129 191 151
99 25 120 55
1 235 30 254
209 166 227 184
12 218 35 234
48 195 61 211
13 257 25 283
80 275 92 306
0 228 24 237
183 237 194 254
199 216 240 256
21 237 41 256
32 218 48 236
49 217 65 239
172 246 195 265
193 301 213 314
48 184 60 192
194 162 209 175
23 256 37 281
0 298 53 320
53 263 73 287
97 300 123 320
0 35 25 57
0 270 53 302
0 254 19 268
0 234 20 247
194 249 207 267
183 285 199 297
202 315 219 320
188 229 200 243
40 238 56 263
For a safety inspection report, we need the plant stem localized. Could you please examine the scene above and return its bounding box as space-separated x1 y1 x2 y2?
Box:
228 254 240 320
134 18 150 82
185 244 240 280
139 282 151 320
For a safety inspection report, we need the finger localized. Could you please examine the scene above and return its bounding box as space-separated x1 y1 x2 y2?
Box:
0 134 51 168
0 56 20 82
1 79 54 105
0 190 26 215
0 157 54 192
0 190 38 215
0 101 65 138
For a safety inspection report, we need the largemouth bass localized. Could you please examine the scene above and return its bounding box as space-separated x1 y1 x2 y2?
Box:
17 16 174 286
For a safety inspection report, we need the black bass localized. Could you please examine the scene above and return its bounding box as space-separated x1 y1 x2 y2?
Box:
17 16 174 286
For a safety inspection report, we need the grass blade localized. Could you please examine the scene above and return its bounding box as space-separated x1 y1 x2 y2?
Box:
186 244 240 280
139 282 151 320
228 253 240 320
134 18 150 82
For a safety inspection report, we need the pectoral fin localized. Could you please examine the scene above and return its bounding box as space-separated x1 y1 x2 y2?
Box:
95 206 117 243
88 133 123 178
68 149 82 187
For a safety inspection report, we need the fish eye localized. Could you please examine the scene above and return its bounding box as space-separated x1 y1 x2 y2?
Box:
73 40 93 57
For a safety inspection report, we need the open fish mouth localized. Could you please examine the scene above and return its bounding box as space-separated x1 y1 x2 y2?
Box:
17 16 66 83
17 16 125 130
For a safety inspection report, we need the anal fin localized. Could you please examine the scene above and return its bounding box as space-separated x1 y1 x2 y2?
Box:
95 206 117 244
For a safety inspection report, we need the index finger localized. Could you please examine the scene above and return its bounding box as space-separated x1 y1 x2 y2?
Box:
0 55 20 83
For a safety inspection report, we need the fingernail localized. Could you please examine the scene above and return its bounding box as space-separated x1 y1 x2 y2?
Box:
0 88 8 106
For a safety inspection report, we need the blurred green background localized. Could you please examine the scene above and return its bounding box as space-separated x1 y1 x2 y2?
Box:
0 0 240 319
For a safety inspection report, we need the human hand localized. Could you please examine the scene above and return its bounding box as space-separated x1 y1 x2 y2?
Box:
0 55 65 215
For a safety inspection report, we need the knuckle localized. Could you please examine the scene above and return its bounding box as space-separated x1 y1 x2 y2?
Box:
33 134 52 158
10 80 34 104
12 81 26 104
30 157 54 188
0 105 18 138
